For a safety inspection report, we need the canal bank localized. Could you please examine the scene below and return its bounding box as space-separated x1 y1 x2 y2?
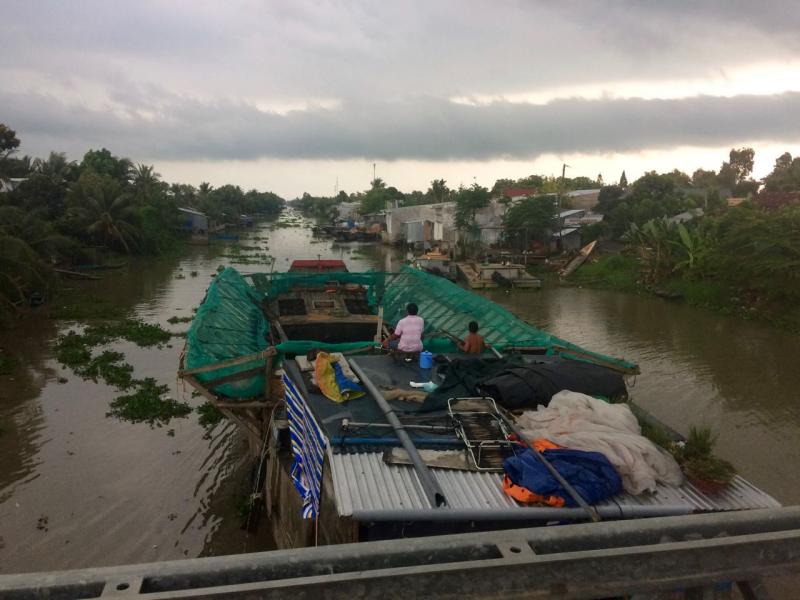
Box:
0 218 798 577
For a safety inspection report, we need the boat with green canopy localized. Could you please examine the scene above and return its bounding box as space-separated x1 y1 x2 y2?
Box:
178 264 778 549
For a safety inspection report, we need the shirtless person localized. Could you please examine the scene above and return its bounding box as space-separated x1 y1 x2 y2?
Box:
458 321 486 354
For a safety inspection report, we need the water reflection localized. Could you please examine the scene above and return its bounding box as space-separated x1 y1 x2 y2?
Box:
0 317 58 505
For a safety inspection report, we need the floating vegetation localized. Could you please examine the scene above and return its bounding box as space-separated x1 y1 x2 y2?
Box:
0 353 19 376
55 319 185 428
273 219 303 228
190 271 198 277
175 274 186 280
86 319 173 347
224 254 274 265
197 401 224 429
78 351 135 389
218 243 275 265
167 316 193 324
55 331 93 368
107 378 191 427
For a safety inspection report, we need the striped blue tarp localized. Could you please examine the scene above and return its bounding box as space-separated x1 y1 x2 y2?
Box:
283 373 327 519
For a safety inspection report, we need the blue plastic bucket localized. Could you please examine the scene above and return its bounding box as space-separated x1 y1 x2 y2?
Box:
419 351 433 369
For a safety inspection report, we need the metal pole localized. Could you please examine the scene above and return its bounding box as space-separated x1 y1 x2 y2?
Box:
352 505 692 523
342 419 453 433
482 345 599 521
350 360 448 507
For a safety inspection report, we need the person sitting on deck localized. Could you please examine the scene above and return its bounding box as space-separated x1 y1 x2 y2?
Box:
382 303 424 352
458 321 487 354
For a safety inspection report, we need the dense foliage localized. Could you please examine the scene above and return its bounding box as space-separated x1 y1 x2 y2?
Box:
0 123 283 323
502 195 556 249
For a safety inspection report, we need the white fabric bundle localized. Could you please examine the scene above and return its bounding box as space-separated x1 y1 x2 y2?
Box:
516 391 683 495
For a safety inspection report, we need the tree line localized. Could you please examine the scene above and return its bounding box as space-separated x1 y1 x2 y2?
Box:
0 123 284 321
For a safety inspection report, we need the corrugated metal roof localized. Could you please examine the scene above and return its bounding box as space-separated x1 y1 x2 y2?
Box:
566 189 601 196
329 452 780 517
552 227 580 238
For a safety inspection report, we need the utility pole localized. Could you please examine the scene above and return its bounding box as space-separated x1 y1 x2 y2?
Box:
373 162 376 183
560 163 570 210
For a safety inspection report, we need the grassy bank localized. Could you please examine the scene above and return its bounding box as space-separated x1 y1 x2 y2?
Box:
571 253 800 333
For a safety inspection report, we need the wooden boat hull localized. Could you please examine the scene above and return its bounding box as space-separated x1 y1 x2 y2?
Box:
560 240 597 278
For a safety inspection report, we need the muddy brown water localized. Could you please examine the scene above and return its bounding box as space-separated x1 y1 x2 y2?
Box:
1 215 798 576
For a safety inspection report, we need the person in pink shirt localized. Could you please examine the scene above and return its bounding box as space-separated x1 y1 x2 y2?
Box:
382 303 424 352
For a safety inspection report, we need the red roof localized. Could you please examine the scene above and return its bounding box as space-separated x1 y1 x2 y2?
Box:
289 259 348 272
502 187 537 198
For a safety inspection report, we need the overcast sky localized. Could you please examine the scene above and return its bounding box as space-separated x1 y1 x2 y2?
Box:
4 0 800 198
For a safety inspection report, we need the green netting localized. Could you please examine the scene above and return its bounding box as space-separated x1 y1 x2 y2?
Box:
254 266 637 371
275 341 376 355
185 267 269 397
381 267 638 371
188 266 637 400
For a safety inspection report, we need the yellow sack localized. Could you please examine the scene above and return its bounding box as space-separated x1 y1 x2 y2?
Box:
314 351 365 403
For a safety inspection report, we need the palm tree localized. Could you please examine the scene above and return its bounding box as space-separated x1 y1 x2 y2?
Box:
0 234 50 314
428 179 450 203
132 163 160 194
32 152 77 182
68 173 141 253
0 206 70 259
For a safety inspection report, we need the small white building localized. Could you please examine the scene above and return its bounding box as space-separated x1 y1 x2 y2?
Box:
336 202 361 222
385 202 457 245
178 207 209 233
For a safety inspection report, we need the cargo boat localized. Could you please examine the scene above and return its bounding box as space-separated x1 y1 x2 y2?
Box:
456 261 541 289
179 264 779 549
412 249 455 279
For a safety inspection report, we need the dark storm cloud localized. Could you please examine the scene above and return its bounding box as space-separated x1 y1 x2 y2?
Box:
3 0 800 163
4 0 800 100
5 90 800 162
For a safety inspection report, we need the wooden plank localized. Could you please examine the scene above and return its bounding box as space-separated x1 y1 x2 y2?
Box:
374 306 383 344
178 347 276 377
201 366 265 388
264 352 273 398
215 401 272 409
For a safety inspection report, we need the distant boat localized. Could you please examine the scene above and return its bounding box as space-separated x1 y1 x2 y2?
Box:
559 240 597 279
289 259 348 273
54 268 102 280
412 249 455 280
73 260 129 271
456 261 541 289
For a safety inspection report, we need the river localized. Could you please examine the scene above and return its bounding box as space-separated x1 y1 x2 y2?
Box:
1 214 798 577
